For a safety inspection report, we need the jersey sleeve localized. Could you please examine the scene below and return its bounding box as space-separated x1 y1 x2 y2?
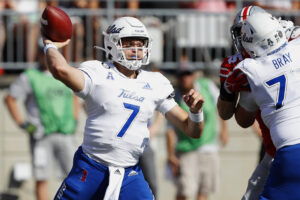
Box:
9 73 32 100
239 91 258 112
75 60 100 99
75 72 92 99
153 72 177 114
156 98 177 115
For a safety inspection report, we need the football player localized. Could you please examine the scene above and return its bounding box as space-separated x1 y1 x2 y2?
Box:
233 12 300 199
42 16 205 199
218 5 300 200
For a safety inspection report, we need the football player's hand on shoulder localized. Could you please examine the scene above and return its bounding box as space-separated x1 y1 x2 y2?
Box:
220 60 234 84
183 89 204 113
224 68 250 93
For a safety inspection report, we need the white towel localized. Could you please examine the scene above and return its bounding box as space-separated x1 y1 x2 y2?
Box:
103 166 125 200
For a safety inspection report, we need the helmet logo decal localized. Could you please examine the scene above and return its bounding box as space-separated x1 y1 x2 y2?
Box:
278 30 283 38
242 33 253 43
267 38 274 47
106 24 124 34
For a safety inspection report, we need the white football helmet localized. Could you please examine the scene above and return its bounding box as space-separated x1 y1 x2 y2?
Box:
103 17 152 70
241 12 287 58
231 6 269 53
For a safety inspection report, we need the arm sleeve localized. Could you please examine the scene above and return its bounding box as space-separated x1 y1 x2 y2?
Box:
74 71 92 99
154 72 177 115
156 98 177 115
74 61 96 99
9 73 32 100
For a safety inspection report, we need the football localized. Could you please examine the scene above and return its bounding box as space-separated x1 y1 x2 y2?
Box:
41 6 72 42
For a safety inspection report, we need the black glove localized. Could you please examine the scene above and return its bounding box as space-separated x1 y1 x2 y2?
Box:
19 122 36 135
219 82 235 102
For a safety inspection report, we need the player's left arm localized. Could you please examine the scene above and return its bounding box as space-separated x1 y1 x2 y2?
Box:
165 89 204 139
235 91 258 128
218 56 247 120
235 104 257 128
217 95 238 120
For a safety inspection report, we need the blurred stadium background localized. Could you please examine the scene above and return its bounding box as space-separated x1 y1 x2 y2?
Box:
0 0 298 199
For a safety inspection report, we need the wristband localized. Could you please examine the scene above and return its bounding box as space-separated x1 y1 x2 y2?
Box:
189 110 204 123
220 83 235 102
44 43 58 55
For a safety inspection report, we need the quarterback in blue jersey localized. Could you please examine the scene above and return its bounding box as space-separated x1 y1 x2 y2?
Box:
231 12 300 200
42 16 205 200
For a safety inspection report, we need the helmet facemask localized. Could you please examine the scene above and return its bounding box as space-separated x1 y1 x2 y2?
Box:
231 23 243 53
106 35 151 71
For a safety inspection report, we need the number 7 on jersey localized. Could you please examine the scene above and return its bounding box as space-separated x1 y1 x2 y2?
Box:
117 103 140 138
265 74 287 110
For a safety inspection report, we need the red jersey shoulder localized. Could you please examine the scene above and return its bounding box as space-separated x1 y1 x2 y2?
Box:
222 53 244 68
220 53 245 83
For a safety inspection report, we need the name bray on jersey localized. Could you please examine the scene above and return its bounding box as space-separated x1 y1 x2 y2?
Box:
271 51 292 69
76 61 175 167
236 37 300 149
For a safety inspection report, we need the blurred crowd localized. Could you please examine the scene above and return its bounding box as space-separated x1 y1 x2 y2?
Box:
1 0 299 75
